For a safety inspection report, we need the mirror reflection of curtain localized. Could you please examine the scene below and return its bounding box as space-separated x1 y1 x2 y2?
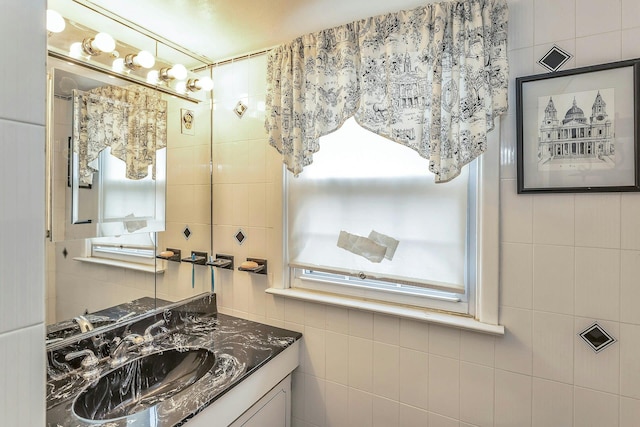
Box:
72 85 167 186
265 0 509 183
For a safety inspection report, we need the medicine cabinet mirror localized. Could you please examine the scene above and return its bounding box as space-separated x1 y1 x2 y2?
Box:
45 0 213 345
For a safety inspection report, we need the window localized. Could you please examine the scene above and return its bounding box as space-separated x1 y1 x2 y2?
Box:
97 147 166 236
271 118 501 331
90 234 156 266
75 232 163 274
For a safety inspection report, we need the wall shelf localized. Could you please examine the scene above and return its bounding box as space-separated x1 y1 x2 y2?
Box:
238 258 267 275
181 251 208 265
207 254 234 270
156 248 181 262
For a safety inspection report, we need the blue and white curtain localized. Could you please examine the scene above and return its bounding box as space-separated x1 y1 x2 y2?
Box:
265 0 508 182
73 85 167 186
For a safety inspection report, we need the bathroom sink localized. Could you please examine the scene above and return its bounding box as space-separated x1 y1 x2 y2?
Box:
72 348 217 422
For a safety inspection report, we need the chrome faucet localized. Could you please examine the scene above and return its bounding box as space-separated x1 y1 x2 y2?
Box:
74 315 94 333
109 333 143 367
141 320 166 354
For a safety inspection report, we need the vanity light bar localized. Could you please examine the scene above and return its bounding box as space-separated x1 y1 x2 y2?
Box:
48 50 201 104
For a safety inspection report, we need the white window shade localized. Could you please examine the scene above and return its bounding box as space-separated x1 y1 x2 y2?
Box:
99 147 165 221
287 118 469 294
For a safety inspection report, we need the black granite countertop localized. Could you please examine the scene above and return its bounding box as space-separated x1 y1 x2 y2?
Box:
45 294 302 427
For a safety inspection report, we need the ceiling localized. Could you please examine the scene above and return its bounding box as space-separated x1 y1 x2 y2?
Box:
82 0 429 63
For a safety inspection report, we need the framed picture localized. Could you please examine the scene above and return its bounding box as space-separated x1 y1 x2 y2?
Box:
516 58 640 193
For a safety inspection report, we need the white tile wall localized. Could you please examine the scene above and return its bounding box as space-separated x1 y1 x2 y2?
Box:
495 370 532 427
533 244 574 315
532 378 573 426
574 248 620 321
0 1 46 423
574 387 619 427
0 121 46 333
619 323 640 399
459 362 494 426
373 342 399 400
208 1 640 425
0 324 46 426
575 31 623 67
576 0 621 37
621 396 640 427
500 242 533 309
532 311 574 384
399 348 428 409
0 3 46 125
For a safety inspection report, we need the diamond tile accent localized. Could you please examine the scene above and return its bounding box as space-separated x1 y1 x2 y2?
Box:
579 322 616 353
234 229 246 245
234 100 247 118
538 45 572 72
183 225 192 240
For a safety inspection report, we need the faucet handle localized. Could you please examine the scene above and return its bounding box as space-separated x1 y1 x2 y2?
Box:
141 320 166 354
74 315 95 333
65 349 100 380
143 320 166 342
109 333 143 367
65 349 99 368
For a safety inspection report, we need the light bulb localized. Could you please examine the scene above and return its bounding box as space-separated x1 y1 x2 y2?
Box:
147 70 159 84
46 10 65 33
186 76 214 92
112 58 125 73
125 51 156 70
198 76 214 91
69 42 83 59
169 64 188 80
136 51 155 69
175 81 187 94
93 32 116 53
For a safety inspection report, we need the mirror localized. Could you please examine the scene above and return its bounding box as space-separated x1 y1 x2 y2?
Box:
49 62 167 241
46 0 214 344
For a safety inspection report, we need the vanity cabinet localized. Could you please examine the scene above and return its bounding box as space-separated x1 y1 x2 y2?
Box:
230 375 291 427
185 341 299 427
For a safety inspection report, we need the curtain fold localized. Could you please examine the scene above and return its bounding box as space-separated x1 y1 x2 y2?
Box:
265 0 508 182
73 85 167 186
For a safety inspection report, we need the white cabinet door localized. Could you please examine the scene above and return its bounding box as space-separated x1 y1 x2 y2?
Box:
230 375 291 427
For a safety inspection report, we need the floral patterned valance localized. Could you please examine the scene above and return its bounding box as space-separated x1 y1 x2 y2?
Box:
73 85 167 186
265 0 508 182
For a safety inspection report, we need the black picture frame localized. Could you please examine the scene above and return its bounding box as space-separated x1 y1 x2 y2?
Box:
516 58 640 193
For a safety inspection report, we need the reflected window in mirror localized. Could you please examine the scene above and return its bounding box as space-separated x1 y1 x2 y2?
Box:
98 147 166 236
90 233 157 267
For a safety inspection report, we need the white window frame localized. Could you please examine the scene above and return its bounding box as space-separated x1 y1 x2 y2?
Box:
73 233 164 274
267 118 502 335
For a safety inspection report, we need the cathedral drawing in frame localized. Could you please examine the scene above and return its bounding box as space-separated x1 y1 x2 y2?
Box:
537 88 615 171
516 58 640 193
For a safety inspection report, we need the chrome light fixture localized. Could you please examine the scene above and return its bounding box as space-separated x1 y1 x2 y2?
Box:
124 50 155 70
186 76 214 92
81 32 116 56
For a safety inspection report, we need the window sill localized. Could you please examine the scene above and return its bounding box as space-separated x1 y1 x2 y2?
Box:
73 257 165 274
265 287 504 336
